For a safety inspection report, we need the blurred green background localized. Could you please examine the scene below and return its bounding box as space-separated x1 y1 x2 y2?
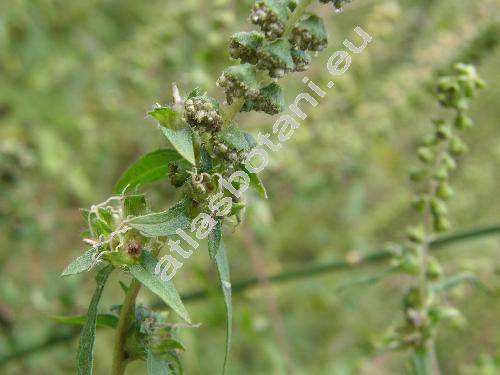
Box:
1 0 499 373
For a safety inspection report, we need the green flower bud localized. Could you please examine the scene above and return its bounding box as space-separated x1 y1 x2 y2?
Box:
290 13 328 51
217 64 260 104
229 31 265 64
436 182 454 200
442 153 456 170
449 136 467 155
406 225 425 243
250 0 290 40
291 49 311 72
184 95 223 132
426 257 443 280
243 82 285 115
417 146 434 163
454 112 474 130
433 214 450 232
433 166 448 181
434 122 452 140
430 197 447 216
256 38 295 78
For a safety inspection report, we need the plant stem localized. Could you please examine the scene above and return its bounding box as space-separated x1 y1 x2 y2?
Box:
111 279 141 375
111 246 161 375
283 0 314 37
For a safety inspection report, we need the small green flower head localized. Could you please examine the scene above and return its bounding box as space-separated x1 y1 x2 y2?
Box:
243 82 285 115
184 95 223 133
436 63 485 109
290 14 328 51
256 38 295 78
217 64 260 104
291 49 311 71
229 31 265 64
250 0 290 40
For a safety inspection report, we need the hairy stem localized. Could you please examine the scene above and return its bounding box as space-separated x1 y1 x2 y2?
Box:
111 246 161 375
111 280 141 375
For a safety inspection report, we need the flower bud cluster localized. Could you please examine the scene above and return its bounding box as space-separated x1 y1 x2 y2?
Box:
184 95 223 133
218 1 331 115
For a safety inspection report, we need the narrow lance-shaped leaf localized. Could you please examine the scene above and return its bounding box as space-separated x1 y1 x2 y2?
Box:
208 221 222 259
213 239 232 374
114 149 183 194
129 251 191 323
61 249 95 276
128 200 191 237
149 107 196 166
77 266 113 375
147 350 171 375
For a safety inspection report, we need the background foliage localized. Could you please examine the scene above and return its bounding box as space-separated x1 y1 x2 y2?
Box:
1 0 499 373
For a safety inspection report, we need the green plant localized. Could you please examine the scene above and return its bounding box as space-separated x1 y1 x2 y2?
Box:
387 63 486 373
60 1 345 374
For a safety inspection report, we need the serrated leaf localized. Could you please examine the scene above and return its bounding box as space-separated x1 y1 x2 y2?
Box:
208 221 222 259
128 200 191 238
114 149 183 194
129 251 191 323
53 313 118 329
149 107 196 166
147 350 171 375
77 266 113 375
213 240 232 374
61 249 95 276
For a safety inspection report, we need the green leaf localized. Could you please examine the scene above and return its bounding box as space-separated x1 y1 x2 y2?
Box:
114 149 183 194
147 350 171 375
244 166 268 199
128 200 191 237
149 107 196 166
155 338 185 351
61 249 95 276
53 313 118 329
123 194 148 216
77 266 113 375
216 125 252 152
213 240 232 374
208 221 222 259
129 252 191 323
